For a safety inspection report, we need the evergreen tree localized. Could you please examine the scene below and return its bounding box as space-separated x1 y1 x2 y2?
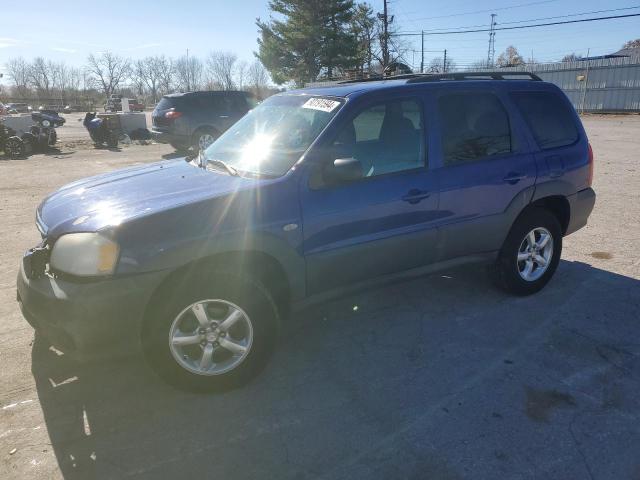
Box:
257 0 357 86
319 0 356 79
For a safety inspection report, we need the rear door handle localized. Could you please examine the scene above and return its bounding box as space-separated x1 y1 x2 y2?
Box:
503 172 526 184
219 115 229 119
402 189 431 204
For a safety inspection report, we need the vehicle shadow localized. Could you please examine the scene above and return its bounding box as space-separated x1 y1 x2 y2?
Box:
161 151 188 160
32 259 640 479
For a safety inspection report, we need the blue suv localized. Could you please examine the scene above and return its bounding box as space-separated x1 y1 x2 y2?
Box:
17 73 595 391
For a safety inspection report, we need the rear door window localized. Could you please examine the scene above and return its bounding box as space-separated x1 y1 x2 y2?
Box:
227 94 250 112
511 91 579 150
438 92 513 165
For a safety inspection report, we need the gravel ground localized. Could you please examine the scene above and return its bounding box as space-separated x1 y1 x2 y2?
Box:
0 115 639 480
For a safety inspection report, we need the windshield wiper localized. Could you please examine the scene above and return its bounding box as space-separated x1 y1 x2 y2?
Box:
199 151 239 176
209 159 239 176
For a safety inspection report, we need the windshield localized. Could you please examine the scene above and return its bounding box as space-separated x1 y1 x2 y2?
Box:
202 94 343 177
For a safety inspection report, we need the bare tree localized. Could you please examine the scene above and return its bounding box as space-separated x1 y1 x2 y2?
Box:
561 53 583 62
86 51 131 97
496 46 525 68
155 56 175 95
5 57 30 97
207 51 238 90
134 56 168 103
29 57 54 95
428 56 456 73
174 55 204 92
235 60 248 90
247 60 270 98
622 38 640 49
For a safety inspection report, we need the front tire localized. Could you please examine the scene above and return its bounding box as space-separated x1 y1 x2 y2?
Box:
142 270 279 392
4 136 25 158
493 208 562 295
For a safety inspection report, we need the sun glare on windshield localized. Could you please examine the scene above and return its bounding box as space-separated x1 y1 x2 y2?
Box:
238 133 274 170
203 95 343 177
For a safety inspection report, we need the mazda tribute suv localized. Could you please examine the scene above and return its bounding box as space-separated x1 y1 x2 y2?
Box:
17 72 596 391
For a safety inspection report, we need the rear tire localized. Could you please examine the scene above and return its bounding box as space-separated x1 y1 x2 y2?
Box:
492 208 562 295
142 269 279 392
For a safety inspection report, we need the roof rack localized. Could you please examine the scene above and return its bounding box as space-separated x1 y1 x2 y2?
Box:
406 71 542 83
337 71 541 84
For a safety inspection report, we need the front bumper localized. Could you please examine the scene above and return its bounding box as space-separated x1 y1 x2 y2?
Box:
17 264 167 361
566 187 596 235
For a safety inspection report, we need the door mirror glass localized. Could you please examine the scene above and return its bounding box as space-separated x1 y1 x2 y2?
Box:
323 157 363 185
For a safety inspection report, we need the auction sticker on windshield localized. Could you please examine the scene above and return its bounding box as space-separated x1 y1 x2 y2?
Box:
302 98 341 112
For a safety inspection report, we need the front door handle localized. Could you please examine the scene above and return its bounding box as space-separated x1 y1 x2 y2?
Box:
503 172 526 184
402 189 431 204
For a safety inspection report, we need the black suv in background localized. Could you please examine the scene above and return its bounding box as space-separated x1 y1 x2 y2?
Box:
151 91 255 151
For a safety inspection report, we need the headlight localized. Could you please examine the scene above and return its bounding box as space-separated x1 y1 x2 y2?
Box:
50 233 120 276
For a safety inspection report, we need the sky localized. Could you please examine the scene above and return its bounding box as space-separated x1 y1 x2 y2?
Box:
0 0 638 80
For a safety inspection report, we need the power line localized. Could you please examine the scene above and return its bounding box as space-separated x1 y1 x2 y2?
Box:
403 0 556 22
409 5 640 33
391 13 640 37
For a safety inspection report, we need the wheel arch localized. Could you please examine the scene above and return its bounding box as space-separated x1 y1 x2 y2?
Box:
530 195 570 234
142 249 294 335
192 125 219 139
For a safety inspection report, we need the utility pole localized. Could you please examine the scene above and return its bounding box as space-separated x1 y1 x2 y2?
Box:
580 48 591 114
186 48 190 92
421 30 424 73
487 14 497 67
443 49 447 73
378 0 390 71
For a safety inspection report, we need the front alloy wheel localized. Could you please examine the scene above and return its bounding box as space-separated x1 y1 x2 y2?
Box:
143 269 279 392
169 299 253 376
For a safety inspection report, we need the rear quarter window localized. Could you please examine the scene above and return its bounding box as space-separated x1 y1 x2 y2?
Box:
511 91 579 150
155 97 177 110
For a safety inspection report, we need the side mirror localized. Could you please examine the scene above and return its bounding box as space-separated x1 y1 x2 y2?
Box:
324 157 363 185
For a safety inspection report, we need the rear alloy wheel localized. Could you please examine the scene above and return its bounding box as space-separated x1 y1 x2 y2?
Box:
516 227 554 282
493 208 562 295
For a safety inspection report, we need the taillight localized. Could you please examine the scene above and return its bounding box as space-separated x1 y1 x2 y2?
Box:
165 109 182 120
587 142 594 187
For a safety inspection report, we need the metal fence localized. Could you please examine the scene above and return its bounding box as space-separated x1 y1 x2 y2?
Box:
480 56 640 113
308 56 640 113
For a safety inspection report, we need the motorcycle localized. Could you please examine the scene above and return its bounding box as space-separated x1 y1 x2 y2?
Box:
83 112 119 148
23 110 66 153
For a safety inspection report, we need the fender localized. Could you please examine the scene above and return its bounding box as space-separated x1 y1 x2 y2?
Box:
112 181 307 302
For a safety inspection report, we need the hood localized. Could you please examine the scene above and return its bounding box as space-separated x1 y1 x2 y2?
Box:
38 159 270 237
